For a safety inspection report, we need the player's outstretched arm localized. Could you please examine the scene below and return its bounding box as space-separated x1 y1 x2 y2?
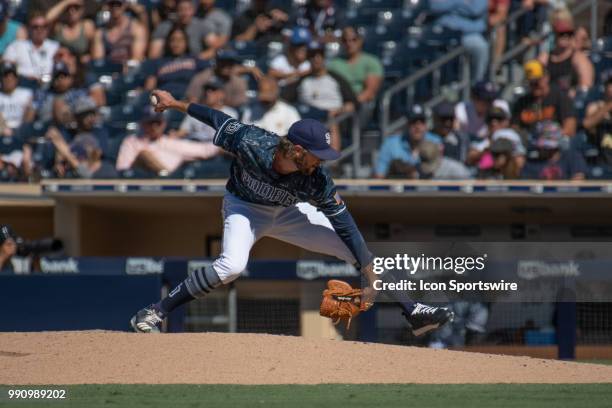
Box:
150 89 233 130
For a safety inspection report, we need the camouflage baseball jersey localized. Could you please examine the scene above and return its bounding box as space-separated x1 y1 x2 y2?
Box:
186 103 372 268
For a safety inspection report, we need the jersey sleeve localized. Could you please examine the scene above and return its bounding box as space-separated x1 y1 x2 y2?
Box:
312 170 373 269
187 103 246 153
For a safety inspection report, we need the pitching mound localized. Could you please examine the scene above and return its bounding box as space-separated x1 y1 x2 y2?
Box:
2 331 612 385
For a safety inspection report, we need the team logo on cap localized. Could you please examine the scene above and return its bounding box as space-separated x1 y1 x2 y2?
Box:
325 132 331 145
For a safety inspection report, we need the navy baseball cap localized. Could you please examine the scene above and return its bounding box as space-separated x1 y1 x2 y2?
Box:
287 119 340 161
290 27 312 46
407 104 427 122
472 80 498 101
434 101 455 118
0 225 15 245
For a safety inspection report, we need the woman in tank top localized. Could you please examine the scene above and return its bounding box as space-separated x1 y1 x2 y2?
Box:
539 19 593 96
46 0 95 64
91 0 147 66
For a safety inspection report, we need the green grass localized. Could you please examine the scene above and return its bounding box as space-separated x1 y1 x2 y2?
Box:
578 359 612 366
2 384 612 408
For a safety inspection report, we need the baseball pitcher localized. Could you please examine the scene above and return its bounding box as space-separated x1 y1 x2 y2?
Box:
130 89 453 337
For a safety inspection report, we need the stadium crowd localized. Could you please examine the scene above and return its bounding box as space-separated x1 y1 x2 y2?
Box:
0 0 610 181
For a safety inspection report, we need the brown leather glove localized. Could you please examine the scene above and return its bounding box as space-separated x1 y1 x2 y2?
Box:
319 280 366 329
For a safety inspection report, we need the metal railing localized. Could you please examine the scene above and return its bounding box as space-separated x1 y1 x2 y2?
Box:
326 109 361 176
380 46 471 138
490 0 599 82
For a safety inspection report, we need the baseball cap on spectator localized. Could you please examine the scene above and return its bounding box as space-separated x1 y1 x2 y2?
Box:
535 121 563 150
486 106 509 122
203 76 224 91
490 138 514 155
434 101 455 119
73 96 97 116
491 128 526 156
0 225 15 245
472 80 498 101
140 105 164 123
287 119 339 160
216 49 241 64
406 104 427 122
524 59 545 81
52 61 71 78
0 61 17 76
290 27 312 46
419 141 442 175
553 19 574 34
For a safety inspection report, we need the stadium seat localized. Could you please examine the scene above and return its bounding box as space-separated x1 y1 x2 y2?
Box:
296 104 329 122
88 59 124 77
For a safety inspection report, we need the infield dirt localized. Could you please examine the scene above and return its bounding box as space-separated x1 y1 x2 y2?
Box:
2 331 612 385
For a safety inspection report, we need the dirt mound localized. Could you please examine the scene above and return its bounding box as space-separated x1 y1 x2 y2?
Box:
1 331 612 384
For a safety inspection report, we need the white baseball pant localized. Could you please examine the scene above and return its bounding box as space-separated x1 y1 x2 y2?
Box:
212 193 357 283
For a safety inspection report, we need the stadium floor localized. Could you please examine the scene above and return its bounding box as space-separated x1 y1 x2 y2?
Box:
2 384 612 408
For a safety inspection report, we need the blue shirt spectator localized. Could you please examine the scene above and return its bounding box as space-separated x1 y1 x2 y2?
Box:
429 0 489 81
375 105 442 178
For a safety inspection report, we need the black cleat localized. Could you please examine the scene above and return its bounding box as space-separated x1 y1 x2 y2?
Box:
403 303 454 337
130 305 164 333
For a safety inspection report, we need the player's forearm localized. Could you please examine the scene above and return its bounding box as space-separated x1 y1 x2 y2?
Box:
328 209 373 270
187 103 234 130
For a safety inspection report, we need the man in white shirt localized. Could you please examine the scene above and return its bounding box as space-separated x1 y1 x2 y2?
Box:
268 27 311 88
242 76 300 136
0 61 33 135
3 12 59 81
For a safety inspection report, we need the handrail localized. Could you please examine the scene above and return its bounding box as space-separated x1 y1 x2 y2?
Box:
491 0 599 80
325 109 361 175
380 45 469 138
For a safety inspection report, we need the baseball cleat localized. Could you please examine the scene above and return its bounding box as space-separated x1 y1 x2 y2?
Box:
403 303 454 337
130 305 164 333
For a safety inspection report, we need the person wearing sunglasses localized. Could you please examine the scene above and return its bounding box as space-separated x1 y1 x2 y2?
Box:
3 12 59 80
538 19 593 96
45 0 95 65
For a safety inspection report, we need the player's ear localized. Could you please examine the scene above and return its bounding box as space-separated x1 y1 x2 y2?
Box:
293 144 305 158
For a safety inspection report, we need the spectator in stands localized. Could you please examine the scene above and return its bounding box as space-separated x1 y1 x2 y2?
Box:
231 0 288 44
150 0 216 60
51 45 105 107
3 12 59 81
290 41 357 150
174 78 238 141
0 225 17 271
151 0 177 29
433 102 470 163
242 76 301 136
538 19 594 96
429 0 489 82
374 104 442 179
328 27 383 125
0 0 26 55
268 27 312 88
145 26 212 98
46 128 117 179
292 0 344 42
489 0 510 64
521 121 587 180
46 0 95 65
195 0 232 58
116 106 220 176
0 62 34 136
468 106 526 174
186 49 250 108
512 60 577 139
91 0 147 65
36 61 89 127
418 140 472 180
455 80 510 140
582 76 612 166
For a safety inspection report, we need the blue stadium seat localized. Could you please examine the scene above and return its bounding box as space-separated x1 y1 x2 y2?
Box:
88 59 124 77
296 104 329 122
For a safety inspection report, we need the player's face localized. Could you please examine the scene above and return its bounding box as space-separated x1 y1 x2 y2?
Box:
294 148 321 175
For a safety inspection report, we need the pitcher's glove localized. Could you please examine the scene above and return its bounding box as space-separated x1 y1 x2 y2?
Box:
319 280 372 329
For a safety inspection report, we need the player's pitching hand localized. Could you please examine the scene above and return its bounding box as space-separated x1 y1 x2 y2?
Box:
151 89 179 113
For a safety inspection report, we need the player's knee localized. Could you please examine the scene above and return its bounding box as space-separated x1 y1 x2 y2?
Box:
213 255 247 282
